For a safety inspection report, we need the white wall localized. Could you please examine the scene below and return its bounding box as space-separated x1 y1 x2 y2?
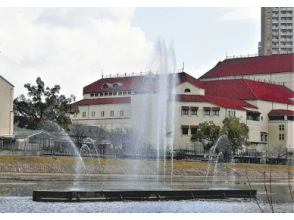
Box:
0 76 14 136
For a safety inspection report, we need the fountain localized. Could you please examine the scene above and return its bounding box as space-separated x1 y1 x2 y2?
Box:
32 123 256 202
32 40 256 202
204 135 238 188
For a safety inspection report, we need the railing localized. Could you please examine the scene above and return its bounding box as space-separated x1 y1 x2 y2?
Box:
225 53 258 59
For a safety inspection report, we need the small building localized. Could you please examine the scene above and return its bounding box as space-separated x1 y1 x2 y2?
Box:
0 75 14 150
0 75 14 137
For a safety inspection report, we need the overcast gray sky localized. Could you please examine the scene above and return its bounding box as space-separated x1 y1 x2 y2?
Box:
0 1 292 100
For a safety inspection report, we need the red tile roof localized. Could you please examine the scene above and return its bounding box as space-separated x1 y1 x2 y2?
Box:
174 94 207 102
200 53 294 79
204 79 294 105
205 96 257 110
173 94 256 110
73 97 131 106
268 109 294 116
83 72 204 94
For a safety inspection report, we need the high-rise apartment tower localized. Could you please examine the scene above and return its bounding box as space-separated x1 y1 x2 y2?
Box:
259 7 294 55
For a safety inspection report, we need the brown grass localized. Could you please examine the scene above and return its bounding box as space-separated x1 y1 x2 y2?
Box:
0 155 293 171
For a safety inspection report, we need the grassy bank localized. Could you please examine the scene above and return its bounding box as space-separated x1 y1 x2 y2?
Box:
0 154 293 172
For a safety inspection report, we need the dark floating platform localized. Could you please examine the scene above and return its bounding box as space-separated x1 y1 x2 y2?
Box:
33 189 257 202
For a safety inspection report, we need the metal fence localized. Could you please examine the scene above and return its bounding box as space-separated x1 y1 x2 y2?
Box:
0 140 208 160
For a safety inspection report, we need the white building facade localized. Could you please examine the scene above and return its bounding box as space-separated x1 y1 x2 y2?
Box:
0 75 14 138
71 71 294 152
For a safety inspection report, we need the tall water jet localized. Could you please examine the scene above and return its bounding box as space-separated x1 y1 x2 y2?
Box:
150 38 178 184
129 38 178 186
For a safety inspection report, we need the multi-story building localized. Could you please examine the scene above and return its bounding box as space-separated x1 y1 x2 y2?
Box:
0 75 14 139
202 79 294 152
72 66 294 152
259 7 294 55
199 53 294 153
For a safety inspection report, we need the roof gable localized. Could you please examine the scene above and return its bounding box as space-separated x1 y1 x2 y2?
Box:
177 72 205 89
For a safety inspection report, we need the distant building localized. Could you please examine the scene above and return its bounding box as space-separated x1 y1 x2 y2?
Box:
0 75 14 139
259 7 294 56
199 53 294 153
202 79 294 152
71 66 294 153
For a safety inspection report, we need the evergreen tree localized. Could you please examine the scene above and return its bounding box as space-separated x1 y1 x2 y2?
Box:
13 77 79 129
221 117 249 154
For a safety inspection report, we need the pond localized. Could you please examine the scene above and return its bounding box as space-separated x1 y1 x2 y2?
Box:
0 175 293 213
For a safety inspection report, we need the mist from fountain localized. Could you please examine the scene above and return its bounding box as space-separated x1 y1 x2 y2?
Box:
42 120 85 189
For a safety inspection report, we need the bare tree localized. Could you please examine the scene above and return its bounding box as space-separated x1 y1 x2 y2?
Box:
68 123 89 148
88 124 109 145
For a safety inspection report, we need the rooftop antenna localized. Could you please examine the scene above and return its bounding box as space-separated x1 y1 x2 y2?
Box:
101 69 103 79
182 62 184 72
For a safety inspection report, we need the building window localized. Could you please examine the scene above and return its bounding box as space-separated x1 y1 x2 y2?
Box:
212 107 220 116
247 112 260 121
120 110 124 117
184 88 191 93
204 110 210 116
279 124 285 131
228 110 236 117
190 126 198 135
102 83 111 89
279 134 285 140
182 106 189 116
261 132 268 143
204 107 211 116
212 110 219 116
181 125 189 135
101 111 105 117
82 112 86 118
191 107 198 116
91 111 95 118
110 110 114 117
